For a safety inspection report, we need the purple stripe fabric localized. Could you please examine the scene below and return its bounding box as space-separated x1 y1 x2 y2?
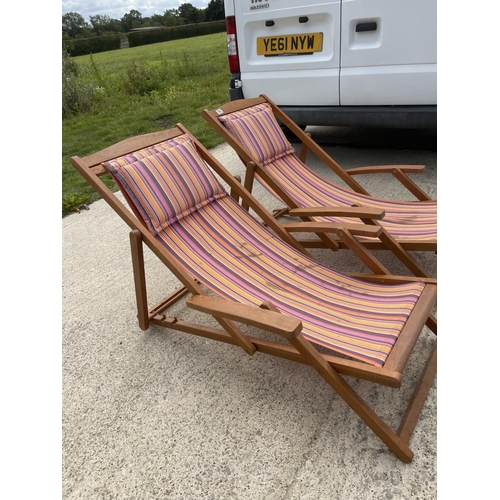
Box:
103 136 227 235
154 196 425 366
219 103 437 243
218 103 295 164
102 133 426 367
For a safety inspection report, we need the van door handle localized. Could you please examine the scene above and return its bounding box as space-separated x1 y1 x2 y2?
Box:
356 22 377 32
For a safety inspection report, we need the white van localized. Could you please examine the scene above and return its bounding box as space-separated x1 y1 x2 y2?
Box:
224 0 437 128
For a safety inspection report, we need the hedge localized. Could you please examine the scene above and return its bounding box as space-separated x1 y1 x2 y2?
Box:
63 21 226 57
127 20 226 47
63 34 122 57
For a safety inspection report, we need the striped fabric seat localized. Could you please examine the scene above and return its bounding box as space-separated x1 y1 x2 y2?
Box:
267 155 437 241
218 103 437 242
103 134 426 367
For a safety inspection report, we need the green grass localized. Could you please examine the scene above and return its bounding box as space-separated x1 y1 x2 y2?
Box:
62 32 231 216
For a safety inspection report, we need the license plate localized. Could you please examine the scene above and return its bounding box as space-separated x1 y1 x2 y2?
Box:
257 33 323 56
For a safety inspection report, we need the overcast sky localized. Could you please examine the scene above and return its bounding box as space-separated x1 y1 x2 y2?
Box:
62 0 210 22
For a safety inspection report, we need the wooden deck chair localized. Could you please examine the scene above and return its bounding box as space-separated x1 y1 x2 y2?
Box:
70 124 437 463
202 95 437 278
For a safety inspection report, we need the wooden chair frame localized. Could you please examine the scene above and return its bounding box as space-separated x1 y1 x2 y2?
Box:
202 95 437 278
70 124 437 463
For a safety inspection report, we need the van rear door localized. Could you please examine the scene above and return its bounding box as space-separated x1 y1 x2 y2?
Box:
340 0 437 105
234 0 341 106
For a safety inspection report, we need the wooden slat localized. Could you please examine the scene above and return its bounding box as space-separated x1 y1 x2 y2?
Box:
206 96 267 117
147 285 191 319
81 128 183 168
150 315 402 387
289 206 385 219
347 165 425 175
283 222 383 238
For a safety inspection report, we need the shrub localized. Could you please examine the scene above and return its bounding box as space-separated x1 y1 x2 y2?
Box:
62 49 95 118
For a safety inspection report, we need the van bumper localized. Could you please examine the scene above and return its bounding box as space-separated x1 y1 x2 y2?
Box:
281 105 437 129
228 83 436 129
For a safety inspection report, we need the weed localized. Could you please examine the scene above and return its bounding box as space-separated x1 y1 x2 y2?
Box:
122 61 162 95
62 194 90 214
89 53 105 88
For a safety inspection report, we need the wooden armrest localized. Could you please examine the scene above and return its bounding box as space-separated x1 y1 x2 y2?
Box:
345 273 437 285
283 222 383 238
288 206 385 219
346 165 432 201
186 295 302 339
347 165 425 175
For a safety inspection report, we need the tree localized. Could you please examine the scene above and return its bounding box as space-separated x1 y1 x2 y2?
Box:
121 9 143 32
163 9 182 26
89 14 121 35
149 14 165 26
205 0 224 21
177 3 202 24
62 12 89 37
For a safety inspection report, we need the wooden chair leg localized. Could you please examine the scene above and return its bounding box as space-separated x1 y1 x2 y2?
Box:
397 342 437 443
129 230 149 331
289 334 418 462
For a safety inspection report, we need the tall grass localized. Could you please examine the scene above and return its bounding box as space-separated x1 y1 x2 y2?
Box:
62 32 231 215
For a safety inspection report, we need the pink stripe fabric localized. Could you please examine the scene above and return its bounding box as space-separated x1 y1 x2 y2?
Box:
218 103 437 243
268 154 437 241
102 134 426 367
218 103 295 164
103 136 227 235
155 195 425 366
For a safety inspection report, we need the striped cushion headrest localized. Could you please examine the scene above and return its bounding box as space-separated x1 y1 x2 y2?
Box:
218 103 294 165
103 134 227 235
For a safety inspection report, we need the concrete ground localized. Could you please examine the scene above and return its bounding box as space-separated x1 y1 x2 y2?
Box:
62 134 437 499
